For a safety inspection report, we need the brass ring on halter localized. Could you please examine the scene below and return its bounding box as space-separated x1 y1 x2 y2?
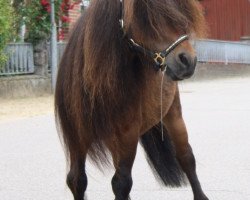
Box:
153 52 167 69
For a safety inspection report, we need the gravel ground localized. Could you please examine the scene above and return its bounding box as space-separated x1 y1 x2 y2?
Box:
0 95 53 122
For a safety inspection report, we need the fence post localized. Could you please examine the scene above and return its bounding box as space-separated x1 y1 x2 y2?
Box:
33 41 48 76
50 0 58 91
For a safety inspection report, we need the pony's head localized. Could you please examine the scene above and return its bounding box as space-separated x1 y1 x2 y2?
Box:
123 0 206 80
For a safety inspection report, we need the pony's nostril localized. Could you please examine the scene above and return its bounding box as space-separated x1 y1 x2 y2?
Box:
179 53 190 68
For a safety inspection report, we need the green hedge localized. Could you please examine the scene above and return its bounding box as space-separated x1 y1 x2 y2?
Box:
0 0 14 67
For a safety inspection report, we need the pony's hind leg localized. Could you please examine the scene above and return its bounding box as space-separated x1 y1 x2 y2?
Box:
107 134 139 200
164 90 209 200
67 155 87 200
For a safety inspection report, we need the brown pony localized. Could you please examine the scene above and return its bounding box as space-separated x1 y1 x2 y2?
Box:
55 0 208 199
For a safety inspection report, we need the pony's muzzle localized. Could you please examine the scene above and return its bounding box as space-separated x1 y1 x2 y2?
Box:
177 52 197 77
167 52 197 81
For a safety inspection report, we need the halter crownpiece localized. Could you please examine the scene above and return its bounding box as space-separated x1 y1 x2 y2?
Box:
119 0 189 71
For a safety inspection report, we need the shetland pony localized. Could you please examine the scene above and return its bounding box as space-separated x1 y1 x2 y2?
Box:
55 0 209 199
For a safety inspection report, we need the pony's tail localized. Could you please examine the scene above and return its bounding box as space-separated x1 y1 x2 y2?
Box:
140 123 186 187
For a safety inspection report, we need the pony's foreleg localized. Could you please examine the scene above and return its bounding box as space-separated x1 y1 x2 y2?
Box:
67 155 87 200
107 135 139 200
164 92 209 200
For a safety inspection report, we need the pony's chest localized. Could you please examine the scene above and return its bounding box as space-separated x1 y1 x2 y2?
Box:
139 74 177 133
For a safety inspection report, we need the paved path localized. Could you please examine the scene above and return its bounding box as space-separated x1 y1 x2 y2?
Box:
0 77 250 200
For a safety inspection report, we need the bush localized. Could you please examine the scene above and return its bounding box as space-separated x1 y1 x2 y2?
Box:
20 0 52 44
0 0 14 67
21 0 81 44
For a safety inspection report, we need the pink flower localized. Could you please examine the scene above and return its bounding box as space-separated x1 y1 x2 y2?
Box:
46 5 51 13
40 0 49 7
61 15 70 23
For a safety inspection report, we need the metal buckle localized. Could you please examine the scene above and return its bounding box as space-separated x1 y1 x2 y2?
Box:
153 52 166 67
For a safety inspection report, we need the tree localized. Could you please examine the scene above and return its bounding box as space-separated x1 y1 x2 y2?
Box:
0 0 14 67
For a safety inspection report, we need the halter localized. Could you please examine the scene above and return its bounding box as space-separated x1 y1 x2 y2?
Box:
119 0 189 71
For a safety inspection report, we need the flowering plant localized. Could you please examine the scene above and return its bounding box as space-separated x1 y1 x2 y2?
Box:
21 0 81 44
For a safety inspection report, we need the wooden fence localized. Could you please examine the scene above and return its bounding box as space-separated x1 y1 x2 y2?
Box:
194 39 250 64
0 43 34 75
0 42 66 76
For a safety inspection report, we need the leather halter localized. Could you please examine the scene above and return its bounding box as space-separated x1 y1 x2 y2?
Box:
119 0 189 71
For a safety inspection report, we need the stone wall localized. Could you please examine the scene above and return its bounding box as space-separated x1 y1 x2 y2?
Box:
33 41 49 76
0 75 51 99
190 63 250 81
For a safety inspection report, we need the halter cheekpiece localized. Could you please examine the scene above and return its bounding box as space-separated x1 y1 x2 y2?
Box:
119 0 189 71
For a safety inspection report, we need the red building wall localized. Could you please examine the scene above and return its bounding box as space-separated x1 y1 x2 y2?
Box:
67 0 250 41
201 0 250 41
69 4 81 31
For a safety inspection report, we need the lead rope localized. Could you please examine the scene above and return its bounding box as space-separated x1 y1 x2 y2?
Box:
119 0 124 29
160 68 167 141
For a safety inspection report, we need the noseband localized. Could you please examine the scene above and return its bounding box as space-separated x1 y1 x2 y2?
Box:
119 0 189 71
129 35 189 71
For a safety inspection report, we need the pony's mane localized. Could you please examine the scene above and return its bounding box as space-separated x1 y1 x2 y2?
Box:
125 0 205 40
83 0 124 104
80 0 141 163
